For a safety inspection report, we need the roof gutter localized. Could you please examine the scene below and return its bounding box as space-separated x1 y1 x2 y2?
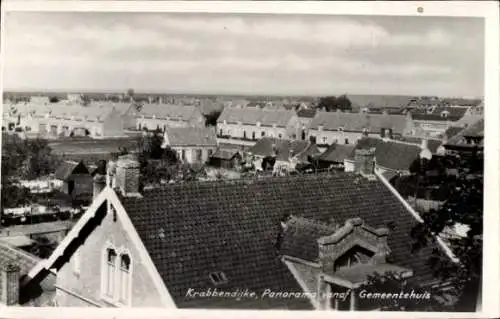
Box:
375 170 459 264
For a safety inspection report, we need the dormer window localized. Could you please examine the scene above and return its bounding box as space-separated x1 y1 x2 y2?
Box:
441 111 449 118
256 121 261 127
209 272 228 285
223 120 227 125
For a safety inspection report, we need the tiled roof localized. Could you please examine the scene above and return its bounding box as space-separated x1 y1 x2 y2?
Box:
316 143 356 163
0 241 56 306
247 138 318 162
119 172 437 309
309 111 409 135
279 216 339 262
164 126 217 147
349 137 421 171
411 107 468 122
296 109 316 118
23 103 122 122
211 148 241 160
54 161 89 181
217 108 296 127
135 104 202 121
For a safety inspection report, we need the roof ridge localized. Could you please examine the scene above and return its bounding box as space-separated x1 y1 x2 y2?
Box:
133 172 365 197
0 240 41 264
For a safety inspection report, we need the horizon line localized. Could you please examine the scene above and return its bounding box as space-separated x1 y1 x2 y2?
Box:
1 88 484 100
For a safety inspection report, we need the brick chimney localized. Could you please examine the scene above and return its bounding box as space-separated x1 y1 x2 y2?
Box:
115 155 141 197
1 263 20 306
354 148 376 177
372 227 390 264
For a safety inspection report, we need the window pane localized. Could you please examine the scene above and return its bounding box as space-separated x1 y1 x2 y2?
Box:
121 269 129 301
108 249 117 263
108 264 115 295
121 254 131 271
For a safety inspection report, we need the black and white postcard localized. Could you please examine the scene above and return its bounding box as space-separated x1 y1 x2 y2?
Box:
0 1 498 319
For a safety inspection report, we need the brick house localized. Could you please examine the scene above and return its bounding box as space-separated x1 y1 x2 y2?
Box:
132 104 205 132
161 126 218 164
54 161 93 200
307 110 413 147
27 152 457 309
216 108 300 143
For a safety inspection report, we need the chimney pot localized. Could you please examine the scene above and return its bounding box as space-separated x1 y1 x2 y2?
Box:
354 148 376 177
115 156 141 196
348 218 363 226
1 263 20 306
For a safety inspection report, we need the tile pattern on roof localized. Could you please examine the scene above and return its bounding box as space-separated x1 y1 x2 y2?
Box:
12 102 123 122
0 241 56 306
279 216 339 262
164 126 217 147
120 172 436 309
217 108 295 127
309 111 409 134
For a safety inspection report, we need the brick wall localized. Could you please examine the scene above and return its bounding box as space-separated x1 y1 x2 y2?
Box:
54 202 164 307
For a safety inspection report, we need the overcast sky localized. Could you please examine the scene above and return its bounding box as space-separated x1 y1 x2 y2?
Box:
3 12 484 97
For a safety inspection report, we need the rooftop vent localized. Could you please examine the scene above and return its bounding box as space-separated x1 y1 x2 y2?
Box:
209 272 228 285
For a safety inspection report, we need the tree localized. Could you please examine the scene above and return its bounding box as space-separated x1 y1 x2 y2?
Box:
26 236 58 259
316 95 352 112
204 110 222 127
126 88 135 101
1 136 60 210
363 153 483 311
80 94 91 106
48 96 60 103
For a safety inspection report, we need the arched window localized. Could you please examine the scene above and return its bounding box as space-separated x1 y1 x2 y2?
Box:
119 254 131 303
104 248 117 297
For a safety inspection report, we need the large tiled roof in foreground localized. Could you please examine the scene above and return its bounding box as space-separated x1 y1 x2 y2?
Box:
120 173 436 309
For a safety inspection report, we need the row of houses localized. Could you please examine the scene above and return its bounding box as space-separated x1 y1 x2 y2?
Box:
2 100 207 139
216 98 483 146
237 116 483 177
